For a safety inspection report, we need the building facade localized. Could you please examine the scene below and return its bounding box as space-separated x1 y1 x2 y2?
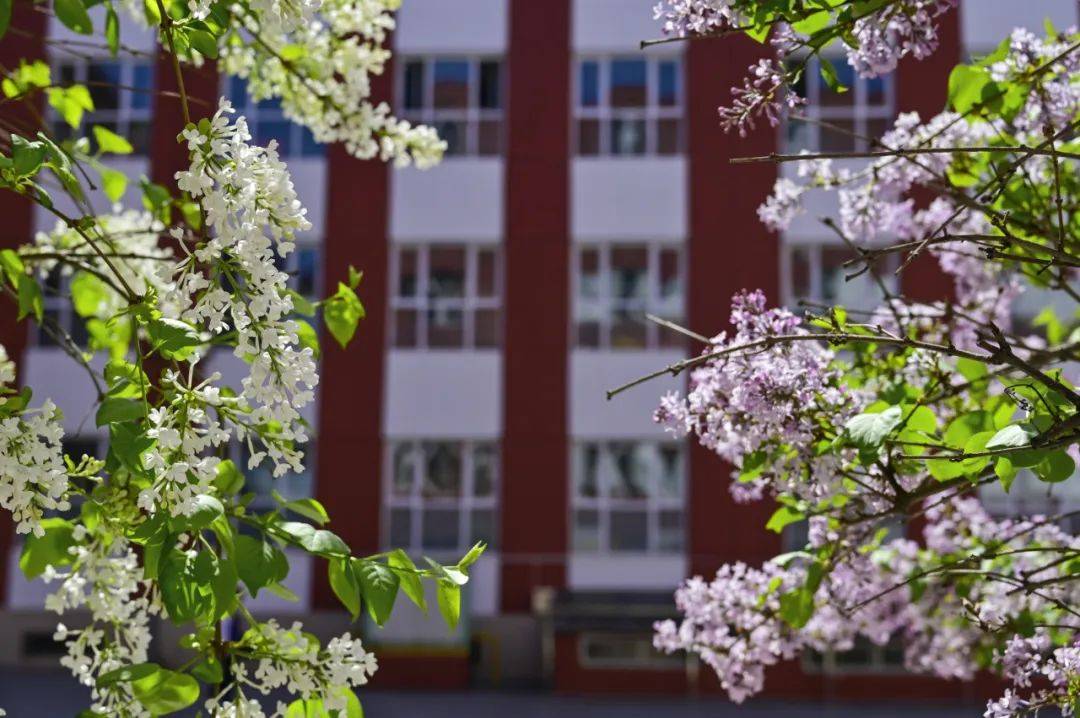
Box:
0 0 1077 705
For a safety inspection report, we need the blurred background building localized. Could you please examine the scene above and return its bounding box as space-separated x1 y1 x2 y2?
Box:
0 0 1078 712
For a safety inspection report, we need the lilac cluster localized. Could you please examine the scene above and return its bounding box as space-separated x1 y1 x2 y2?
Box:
652 0 743 38
848 0 957 77
989 28 1080 139
718 58 805 137
655 290 860 503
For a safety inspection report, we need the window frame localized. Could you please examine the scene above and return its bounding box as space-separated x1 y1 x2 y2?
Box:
578 632 686 671
389 243 502 350
781 240 900 310
51 57 156 156
572 241 686 350
383 439 500 555
573 54 685 157
783 55 895 154
397 55 505 157
570 440 687 556
224 76 325 158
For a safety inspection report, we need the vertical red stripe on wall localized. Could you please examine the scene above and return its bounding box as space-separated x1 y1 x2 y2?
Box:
0 2 47 605
896 4 962 303
150 57 219 187
686 36 781 577
500 0 571 613
310 62 393 608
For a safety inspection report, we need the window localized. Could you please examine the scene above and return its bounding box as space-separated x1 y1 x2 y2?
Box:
391 244 501 349
574 243 685 350
385 441 498 553
579 633 684 670
399 57 503 156
52 59 155 154
804 636 907 674
278 238 321 302
571 442 685 554
784 56 894 153
784 242 898 311
227 76 323 157
575 56 683 156
237 442 315 513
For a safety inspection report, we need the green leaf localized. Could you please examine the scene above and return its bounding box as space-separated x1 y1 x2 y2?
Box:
71 270 110 317
277 521 350 557
818 57 848 94
388 549 426 612
16 274 43 321
295 318 321 359
986 423 1038 450
355 559 400 626
213 459 245 495
46 85 94 128
289 289 316 316
191 657 223 685
235 534 288 597
779 587 814 629
92 125 133 154
54 0 93 34
98 662 160 688
176 494 224 531
11 135 46 176
324 282 365 349
766 505 804 534
948 64 993 114
956 357 989 382
903 405 937 434
277 494 329 525
95 397 146 427
188 28 218 58
105 3 119 55
457 541 486 570
19 518 75 578
436 580 461 629
99 166 128 202
130 667 200 715
329 557 361 620
0 248 24 286
147 317 200 359
1034 450 1075 483
995 456 1018 491
845 406 903 449
159 550 213 623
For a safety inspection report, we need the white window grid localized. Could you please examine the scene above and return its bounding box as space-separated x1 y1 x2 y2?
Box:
225 76 323 158
803 636 907 675
572 242 686 350
571 441 686 555
578 633 685 670
781 241 900 311
383 440 499 555
784 55 895 153
389 243 502 349
51 58 155 155
398 56 503 157
573 55 684 156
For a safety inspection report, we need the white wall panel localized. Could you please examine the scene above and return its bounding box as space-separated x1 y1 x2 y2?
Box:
962 0 1078 53
568 554 688 589
571 350 685 438
289 159 328 240
50 9 157 52
574 0 676 54
573 158 686 242
22 348 105 437
390 160 503 243
395 0 508 54
384 350 502 438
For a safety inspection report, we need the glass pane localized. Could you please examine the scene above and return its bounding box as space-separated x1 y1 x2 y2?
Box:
576 321 600 348
63 438 100 461
575 444 599 498
658 510 684 552
610 59 647 107
658 249 681 302
479 61 501 109
477 249 497 296
579 61 599 107
433 60 470 109
474 308 499 348
823 246 887 307
403 61 425 109
573 509 600 551
429 248 466 298
300 127 324 157
610 248 648 300
427 307 464 347
87 62 121 109
229 75 248 108
610 119 646 155
609 443 650 499
658 445 684 499
394 309 418 348
471 509 496 548
791 246 812 300
389 508 412 547
657 118 681 155
866 75 888 106
397 249 418 296
579 248 600 299
422 442 462 498
392 444 416 496
658 61 679 106
129 121 152 155
256 120 292 155
477 119 501 155
610 511 648 552
422 508 460 550
132 64 154 109
436 120 467 155
611 311 647 348
819 119 857 152
293 247 319 298
577 119 600 156
473 443 497 497
866 117 890 146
